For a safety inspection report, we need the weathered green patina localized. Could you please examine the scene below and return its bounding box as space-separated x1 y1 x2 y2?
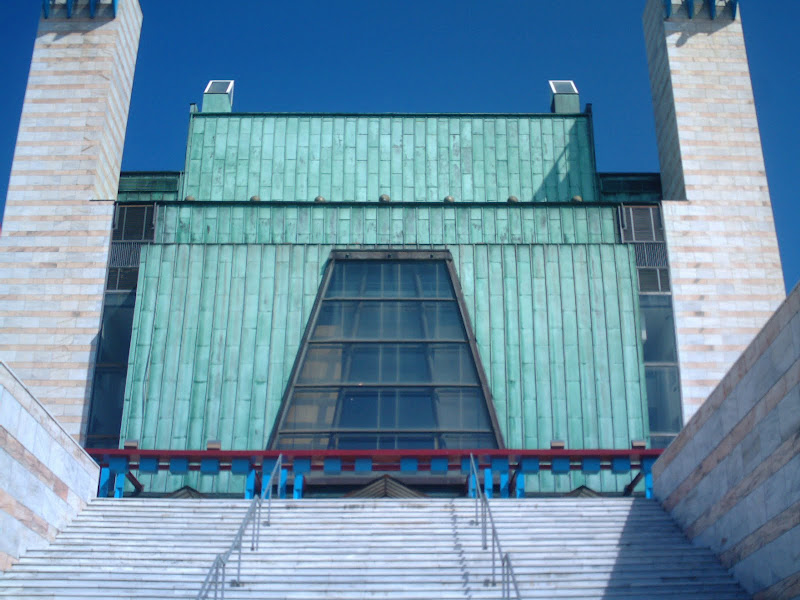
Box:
182 114 598 204
118 112 649 493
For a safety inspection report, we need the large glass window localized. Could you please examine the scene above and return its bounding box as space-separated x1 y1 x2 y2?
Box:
272 253 500 450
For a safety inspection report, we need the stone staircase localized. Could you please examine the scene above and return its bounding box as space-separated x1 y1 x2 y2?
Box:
0 498 750 599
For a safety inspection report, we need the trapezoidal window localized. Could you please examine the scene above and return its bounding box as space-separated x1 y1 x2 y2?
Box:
270 250 502 450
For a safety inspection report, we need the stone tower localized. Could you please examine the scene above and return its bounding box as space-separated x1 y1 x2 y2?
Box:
643 0 786 422
0 0 143 439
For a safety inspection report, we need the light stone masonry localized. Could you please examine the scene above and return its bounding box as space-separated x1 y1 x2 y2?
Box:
652 282 800 599
643 0 786 423
0 361 100 571
0 0 142 440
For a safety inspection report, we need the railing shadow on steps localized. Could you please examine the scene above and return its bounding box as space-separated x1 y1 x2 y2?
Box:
195 455 283 600
469 454 522 600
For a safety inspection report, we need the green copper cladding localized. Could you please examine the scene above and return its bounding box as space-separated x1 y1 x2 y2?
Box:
120 202 647 493
182 114 599 204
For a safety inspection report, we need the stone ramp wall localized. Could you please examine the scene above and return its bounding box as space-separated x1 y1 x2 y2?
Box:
653 282 800 599
0 362 100 571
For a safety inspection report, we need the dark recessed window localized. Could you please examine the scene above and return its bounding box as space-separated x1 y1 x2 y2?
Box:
272 252 501 450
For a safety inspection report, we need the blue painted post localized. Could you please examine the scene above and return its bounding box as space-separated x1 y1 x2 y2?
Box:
663 0 672 18
500 472 509 498
89 0 98 18
687 0 695 18
113 473 125 498
293 474 304 499
66 0 74 18
98 467 111 498
484 467 492 499
643 457 657 499
468 471 477 498
515 471 525 498
244 469 256 499
108 457 129 498
279 468 288 499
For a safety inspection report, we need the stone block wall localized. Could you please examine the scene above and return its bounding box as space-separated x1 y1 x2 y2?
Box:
652 282 800 599
0 0 142 440
0 361 100 572
643 0 786 423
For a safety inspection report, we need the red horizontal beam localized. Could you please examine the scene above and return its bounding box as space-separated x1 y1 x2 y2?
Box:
89 447 662 467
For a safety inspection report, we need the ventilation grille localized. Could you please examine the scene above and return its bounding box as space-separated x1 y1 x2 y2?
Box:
109 242 144 268
634 243 668 267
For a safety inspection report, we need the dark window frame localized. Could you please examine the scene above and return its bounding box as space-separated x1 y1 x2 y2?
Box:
267 249 505 450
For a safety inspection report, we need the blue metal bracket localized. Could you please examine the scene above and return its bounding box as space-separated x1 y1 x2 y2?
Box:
484 468 493 498
709 0 717 19
520 457 539 474
582 457 601 474
686 0 695 18
169 458 189 475
42 0 50 19
230 458 251 476
324 458 342 474
730 0 738 19
612 457 631 474
293 473 304 499
199 458 220 475
66 0 74 18
551 457 570 475
400 457 418 473
515 471 525 498
113 473 125 498
89 0 98 18
293 458 311 475
354 457 373 472
430 457 449 474
468 471 477 498
113 0 118 17
663 0 672 18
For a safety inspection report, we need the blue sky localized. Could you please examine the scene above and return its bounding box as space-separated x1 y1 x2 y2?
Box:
1 1 797 291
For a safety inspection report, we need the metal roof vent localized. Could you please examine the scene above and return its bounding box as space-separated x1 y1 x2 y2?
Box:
202 80 235 113
549 80 580 114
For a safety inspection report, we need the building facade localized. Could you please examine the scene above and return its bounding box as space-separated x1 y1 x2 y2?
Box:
0 0 786 495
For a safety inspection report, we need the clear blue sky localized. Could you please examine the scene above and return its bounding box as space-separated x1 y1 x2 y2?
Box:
1 1 797 291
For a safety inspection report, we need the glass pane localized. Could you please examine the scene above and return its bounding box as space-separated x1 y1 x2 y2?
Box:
338 390 379 429
85 367 126 449
283 390 337 430
396 390 436 429
436 388 491 430
646 366 683 433
441 433 498 449
640 295 678 363
337 435 380 449
97 291 136 364
275 434 330 450
298 346 346 383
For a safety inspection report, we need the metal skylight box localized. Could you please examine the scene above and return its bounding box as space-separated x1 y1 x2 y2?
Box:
202 80 235 113
549 80 581 114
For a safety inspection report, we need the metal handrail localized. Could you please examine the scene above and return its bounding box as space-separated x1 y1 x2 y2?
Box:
469 454 522 599
196 455 283 600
